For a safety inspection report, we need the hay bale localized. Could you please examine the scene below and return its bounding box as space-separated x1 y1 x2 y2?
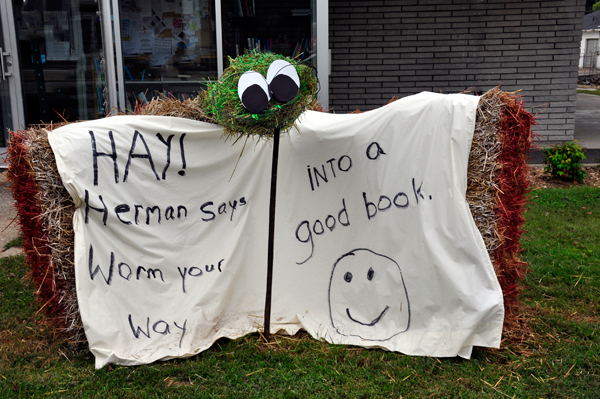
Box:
492 89 536 338
6 88 534 346
6 126 83 343
138 96 216 124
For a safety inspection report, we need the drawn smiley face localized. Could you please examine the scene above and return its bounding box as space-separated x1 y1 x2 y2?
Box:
328 249 410 341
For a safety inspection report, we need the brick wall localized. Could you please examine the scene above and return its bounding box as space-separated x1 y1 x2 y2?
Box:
329 0 586 145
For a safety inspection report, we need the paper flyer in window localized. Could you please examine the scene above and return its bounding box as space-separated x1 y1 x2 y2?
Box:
133 29 155 53
144 9 167 36
182 0 194 15
162 0 178 13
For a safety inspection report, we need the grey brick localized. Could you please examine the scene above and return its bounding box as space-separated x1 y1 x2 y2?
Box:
533 95 570 102
349 36 385 42
544 136 574 143
517 67 552 74
349 71 383 77
519 55 553 62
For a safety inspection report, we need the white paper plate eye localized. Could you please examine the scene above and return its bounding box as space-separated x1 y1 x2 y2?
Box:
266 60 300 103
238 71 271 114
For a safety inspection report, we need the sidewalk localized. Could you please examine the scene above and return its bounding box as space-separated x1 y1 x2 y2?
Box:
574 92 600 151
529 92 600 164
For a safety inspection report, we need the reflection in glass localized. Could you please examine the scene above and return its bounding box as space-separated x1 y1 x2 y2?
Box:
118 0 218 109
1 25 12 145
13 0 104 125
220 1 314 69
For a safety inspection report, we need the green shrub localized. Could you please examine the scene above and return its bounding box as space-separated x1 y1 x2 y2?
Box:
543 141 587 182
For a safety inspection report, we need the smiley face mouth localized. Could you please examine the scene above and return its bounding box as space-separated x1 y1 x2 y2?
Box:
346 305 390 326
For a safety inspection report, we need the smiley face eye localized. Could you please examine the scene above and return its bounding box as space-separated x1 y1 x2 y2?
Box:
238 71 270 114
344 272 353 283
367 267 375 281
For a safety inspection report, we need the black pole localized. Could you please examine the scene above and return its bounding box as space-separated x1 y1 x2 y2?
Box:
264 127 280 341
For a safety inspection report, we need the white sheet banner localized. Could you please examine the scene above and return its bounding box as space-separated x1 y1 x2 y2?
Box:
48 92 504 368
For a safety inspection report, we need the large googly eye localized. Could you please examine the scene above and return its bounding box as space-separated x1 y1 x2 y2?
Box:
238 71 270 114
266 60 300 103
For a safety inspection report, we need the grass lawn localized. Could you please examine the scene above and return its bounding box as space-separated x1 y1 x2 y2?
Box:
1 187 599 398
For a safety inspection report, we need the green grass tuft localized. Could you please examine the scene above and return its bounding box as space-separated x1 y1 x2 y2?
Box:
201 52 318 139
3 235 23 251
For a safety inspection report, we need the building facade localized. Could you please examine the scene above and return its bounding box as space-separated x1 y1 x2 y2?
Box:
329 0 586 145
579 10 600 71
0 0 586 149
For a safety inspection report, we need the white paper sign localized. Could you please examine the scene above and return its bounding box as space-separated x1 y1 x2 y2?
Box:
153 37 172 55
133 30 154 54
48 93 504 368
182 0 194 14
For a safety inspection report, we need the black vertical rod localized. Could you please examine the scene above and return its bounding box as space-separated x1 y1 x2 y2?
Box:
264 127 281 341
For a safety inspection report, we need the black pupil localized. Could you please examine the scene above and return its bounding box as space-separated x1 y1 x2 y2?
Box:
344 272 353 283
367 267 375 281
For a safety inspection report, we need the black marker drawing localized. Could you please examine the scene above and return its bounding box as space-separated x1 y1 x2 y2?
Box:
306 156 353 191
366 142 386 160
295 199 351 265
328 248 411 341
178 133 187 176
89 130 119 186
124 130 160 182
128 314 187 348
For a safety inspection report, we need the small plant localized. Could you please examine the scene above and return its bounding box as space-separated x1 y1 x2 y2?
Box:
543 141 587 182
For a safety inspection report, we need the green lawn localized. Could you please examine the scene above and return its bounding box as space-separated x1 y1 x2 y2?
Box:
1 186 599 398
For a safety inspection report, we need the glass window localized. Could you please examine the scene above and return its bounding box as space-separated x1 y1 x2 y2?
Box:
117 0 218 108
12 0 105 124
220 0 314 68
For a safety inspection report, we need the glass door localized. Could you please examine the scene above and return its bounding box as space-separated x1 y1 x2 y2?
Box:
1 0 25 146
0 21 14 146
11 0 105 126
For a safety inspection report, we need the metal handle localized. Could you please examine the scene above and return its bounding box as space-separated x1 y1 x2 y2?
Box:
0 47 5 80
0 49 11 80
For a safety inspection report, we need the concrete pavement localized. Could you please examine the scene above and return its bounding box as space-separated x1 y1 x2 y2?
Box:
574 92 600 153
527 92 600 164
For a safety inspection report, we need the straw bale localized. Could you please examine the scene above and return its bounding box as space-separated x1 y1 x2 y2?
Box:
138 96 216 124
7 87 533 346
29 127 83 344
467 89 504 262
6 126 81 343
